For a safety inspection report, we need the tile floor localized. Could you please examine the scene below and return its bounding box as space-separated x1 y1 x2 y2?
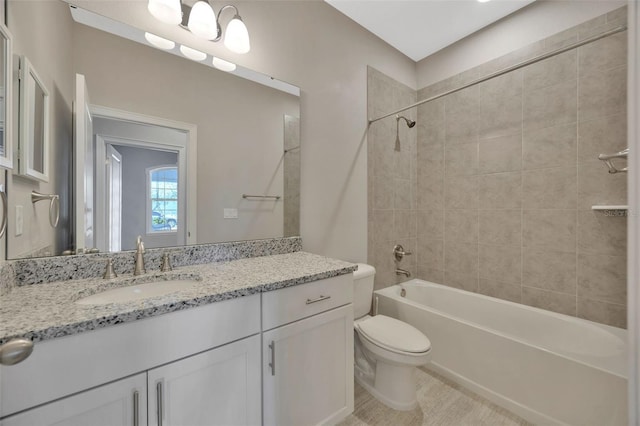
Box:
338 367 531 426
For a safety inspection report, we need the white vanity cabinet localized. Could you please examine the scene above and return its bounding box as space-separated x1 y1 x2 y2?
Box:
262 274 354 426
2 373 147 426
148 335 261 426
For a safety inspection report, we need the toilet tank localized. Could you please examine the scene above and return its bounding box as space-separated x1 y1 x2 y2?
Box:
353 263 376 318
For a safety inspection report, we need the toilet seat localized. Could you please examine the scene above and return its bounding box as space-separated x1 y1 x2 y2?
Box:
355 315 431 355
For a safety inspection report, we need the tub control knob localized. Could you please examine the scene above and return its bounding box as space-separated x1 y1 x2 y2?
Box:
393 244 412 262
0 338 34 366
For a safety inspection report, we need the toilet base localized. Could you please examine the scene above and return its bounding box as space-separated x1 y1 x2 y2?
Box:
354 359 419 411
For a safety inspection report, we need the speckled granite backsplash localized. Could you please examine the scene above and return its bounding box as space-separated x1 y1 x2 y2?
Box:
10 237 302 286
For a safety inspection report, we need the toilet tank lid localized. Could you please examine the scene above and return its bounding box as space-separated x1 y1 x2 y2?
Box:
354 263 376 279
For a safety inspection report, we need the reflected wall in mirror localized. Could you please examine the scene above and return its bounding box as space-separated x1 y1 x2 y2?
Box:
6 0 300 259
17 56 50 182
0 22 13 169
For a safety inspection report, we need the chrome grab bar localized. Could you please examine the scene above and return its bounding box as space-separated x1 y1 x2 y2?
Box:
31 191 60 227
0 184 7 239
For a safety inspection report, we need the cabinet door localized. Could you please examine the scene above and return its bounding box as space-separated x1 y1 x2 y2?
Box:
263 304 354 426
148 334 261 426
1 373 146 426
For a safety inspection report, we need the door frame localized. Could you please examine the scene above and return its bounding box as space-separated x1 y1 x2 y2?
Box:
91 106 197 247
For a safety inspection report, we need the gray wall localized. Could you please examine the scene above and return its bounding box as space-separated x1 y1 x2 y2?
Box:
368 7 628 328
6 0 73 258
114 145 178 251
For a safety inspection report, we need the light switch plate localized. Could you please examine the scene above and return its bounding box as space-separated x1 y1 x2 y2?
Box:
15 205 23 236
224 208 238 219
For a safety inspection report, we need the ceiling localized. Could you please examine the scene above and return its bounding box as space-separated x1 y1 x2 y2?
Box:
325 0 536 62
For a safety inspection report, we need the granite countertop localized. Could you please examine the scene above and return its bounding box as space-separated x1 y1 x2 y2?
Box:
0 252 357 345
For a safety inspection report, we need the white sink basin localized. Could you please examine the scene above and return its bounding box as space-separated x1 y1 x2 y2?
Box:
76 279 199 305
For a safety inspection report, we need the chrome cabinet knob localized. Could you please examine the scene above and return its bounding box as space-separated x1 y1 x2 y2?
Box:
0 339 34 366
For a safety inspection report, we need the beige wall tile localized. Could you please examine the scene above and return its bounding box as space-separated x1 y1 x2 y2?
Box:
445 176 478 209
578 65 626 122
417 142 444 176
522 166 577 209
522 286 576 316
479 244 522 283
417 266 444 285
478 172 522 209
444 271 479 292
445 142 479 177
523 210 576 252
578 32 626 75
418 209 444 239
394 178 413 209
418 171 444 210
445 242 478 276
578 161 627 209
373 174 394 209
479 279 521 303
578 253 626 304
373 239 397 291
445 86 479 141
522 248 576 293
478 210 521 246
372 210 394 243
478 93 523 140
524 51 576 91
445 209 478 243
522 123 577 170
523 79 577 132
577 298 626 328
577 210 626 256
478 134 522 174
417 237 444 271
577 114 627 164
394 210 417 240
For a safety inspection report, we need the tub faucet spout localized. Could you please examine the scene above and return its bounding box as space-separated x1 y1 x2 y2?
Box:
396 268 411 278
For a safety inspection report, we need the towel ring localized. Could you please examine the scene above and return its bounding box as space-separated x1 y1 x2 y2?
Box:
0 187 7 239
31 191 59 228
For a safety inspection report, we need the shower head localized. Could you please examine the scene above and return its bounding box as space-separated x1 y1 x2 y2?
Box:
397 115 416 128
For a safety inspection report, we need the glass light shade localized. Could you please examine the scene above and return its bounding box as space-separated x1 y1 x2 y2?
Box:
147 0 182 25
144 32 175 50
179 45 207 61
188 1 218 40
224 16 250 54
212 57 236 72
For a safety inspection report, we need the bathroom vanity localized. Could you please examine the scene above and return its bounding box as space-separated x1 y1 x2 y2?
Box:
0 251 356 426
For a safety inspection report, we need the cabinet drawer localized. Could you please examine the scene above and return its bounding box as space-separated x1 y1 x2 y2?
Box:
262 274 353 330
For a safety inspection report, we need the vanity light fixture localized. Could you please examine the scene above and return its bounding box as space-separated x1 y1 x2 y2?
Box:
145 32 175 50
477 0 491 2
212 57 236 72
148 0 251 54
179 45 207 61
147 0 182 25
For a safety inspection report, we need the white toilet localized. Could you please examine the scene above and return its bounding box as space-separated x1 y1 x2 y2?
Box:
353 263 431 411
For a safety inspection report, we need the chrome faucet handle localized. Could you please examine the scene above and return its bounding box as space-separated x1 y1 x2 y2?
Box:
134 236 146 276
160 253 173 272
103 259 118 279
393 244 412 261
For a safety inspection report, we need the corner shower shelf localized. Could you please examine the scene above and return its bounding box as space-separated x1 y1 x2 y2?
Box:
591 205 628 211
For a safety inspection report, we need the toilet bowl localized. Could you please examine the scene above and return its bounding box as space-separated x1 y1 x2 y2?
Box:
352 264 431 411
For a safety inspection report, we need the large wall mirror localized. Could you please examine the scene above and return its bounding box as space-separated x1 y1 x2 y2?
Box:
0 22 13 170
5 0 300 259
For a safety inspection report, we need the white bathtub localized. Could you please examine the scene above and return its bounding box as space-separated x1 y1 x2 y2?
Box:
375 280 628 426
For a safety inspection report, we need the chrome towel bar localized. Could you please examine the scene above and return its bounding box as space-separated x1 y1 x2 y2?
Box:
242 194 281 200
599 148 629 174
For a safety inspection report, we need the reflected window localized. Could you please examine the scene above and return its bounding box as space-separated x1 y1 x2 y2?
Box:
148 166 178 232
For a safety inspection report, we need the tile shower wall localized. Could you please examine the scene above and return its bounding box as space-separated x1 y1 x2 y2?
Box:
367 67 417 290
367 7 627 327
415 8 627 328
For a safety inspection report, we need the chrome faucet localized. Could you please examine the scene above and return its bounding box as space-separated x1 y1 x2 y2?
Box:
134 236 146 276
396 268 411 278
